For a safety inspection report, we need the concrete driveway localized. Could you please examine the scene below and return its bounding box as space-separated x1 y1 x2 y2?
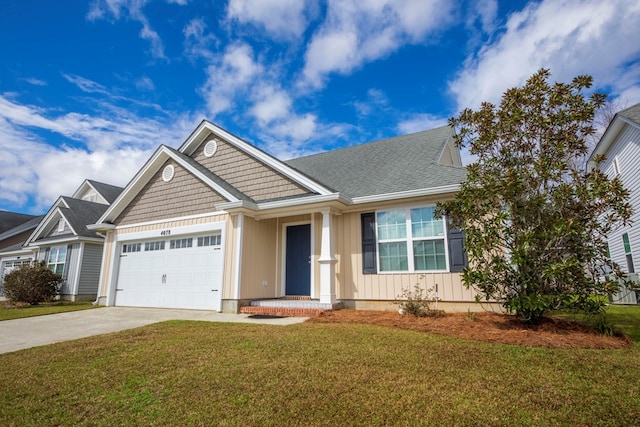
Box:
0 307 307 354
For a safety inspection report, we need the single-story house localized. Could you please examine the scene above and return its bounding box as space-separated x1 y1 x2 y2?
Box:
588 103 640 304
91 120 479 313
0 213 44 296
23 180 123 301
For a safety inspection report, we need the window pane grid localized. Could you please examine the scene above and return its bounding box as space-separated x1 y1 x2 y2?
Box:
122 243 141 253
413 240 446 271
379 242 408 271
144 241 165 251
197 234 221 247
170 238 193 249
623 233 632 254
411 207 444 238
377 210 407 240
376 207 448 273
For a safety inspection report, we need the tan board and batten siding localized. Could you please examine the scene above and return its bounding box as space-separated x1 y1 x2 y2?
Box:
334 211 476 302
193 135 312 201
116 160 227 226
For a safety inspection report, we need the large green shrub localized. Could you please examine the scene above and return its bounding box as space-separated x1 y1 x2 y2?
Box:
3 261 62 305
437 69 633 323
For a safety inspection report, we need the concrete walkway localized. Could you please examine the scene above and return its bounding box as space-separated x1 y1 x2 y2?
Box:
0 307 307 354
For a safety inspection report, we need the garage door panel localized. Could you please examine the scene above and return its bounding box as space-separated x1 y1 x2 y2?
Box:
115 231 223 311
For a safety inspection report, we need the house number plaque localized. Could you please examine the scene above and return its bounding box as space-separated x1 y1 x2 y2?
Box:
160 230 171 236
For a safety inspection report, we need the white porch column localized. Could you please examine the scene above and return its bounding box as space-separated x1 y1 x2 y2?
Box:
318 209 337 305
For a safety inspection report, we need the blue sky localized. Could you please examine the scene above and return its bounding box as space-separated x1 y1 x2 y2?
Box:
1 0 639 214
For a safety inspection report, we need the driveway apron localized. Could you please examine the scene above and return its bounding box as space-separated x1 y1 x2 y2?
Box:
0 307 306 354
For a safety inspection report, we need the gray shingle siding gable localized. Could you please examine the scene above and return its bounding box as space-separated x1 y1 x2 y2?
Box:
286 125 466 198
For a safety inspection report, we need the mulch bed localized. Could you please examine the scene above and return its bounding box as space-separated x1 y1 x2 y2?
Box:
308 309 631 349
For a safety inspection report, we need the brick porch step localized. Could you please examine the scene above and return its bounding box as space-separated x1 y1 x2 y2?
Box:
240 298 343 317
239 305 328 317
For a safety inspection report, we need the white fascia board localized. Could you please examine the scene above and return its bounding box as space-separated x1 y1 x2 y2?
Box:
97 146 171 224
256 193 352 210
58 211 77 236
350 184 461 204
587 118 625 171
28 236 103 247
24 202 64 245
87 223 116 231
0 247 36 258
586 115 640 170
216 200 260 211
71 179 91 199
180 121 333 196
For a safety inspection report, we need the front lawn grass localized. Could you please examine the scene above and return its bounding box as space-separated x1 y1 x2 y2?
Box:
0 301 96 321
0 306 638 426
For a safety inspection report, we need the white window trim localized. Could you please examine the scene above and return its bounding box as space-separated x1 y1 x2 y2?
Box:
613 157 620 176
375 205 450 274
57 218 66 232
47 245 67 275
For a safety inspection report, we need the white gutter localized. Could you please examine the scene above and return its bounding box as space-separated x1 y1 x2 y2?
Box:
350 184 462 204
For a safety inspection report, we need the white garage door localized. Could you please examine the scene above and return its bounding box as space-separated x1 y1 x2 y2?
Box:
115 232 224 311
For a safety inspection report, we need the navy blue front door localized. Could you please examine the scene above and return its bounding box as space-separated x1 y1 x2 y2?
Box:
285 224 311 295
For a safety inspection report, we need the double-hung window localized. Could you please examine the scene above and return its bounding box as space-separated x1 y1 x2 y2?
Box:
47 246 67 275
623 233 635 273
376 206 447 272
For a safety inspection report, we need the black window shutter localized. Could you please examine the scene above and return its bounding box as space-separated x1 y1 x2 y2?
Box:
447 218 467 273
361 212 377 274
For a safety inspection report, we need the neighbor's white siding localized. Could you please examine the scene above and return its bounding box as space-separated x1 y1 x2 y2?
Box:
601 124 640 274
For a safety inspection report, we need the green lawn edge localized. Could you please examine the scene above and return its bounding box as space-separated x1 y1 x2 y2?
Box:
0 306 638 426
0 301 97 321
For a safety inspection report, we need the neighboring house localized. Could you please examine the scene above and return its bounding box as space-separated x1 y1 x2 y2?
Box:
91 120 477 313
589 103 640 304
0 213 44 296
24 180 123 301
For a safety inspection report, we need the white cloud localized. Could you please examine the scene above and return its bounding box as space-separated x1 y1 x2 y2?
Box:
352 88 389 116
86 0 168 59
24 78 47 86
250 84 292 125
0 93 194 212
226 0 311 40
470 0 498 34
449 0 640 112
183 18 218 60
62 73 110 94
135 76 155 91
301 0 455 89
199 43 263 117
397 113 448 134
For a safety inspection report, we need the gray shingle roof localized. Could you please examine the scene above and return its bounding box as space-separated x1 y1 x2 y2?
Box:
87 180 123 204
618 103 640 125
285 125 466 198
0 211 37 234
0 215 44 242
58 197 110 239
